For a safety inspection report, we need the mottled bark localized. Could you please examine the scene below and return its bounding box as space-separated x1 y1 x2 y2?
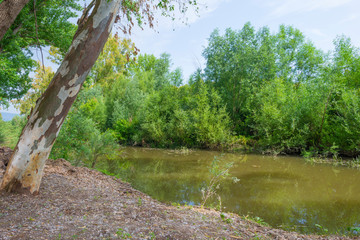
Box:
0 0 122 194
0 0 30 41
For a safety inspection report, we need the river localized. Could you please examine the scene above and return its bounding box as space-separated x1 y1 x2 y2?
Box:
98 147 360 235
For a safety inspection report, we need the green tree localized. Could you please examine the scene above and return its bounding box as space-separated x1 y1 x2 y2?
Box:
203 23 277 135
12 64 54 115
87 35 139 130
319 36 360 155
253 78 328 153
330 89 360 155
89 36 137 88
0 115 27 148
189 80 232 148
203 23 325 137
250 34 359 155
137 77 231 148
331 35 360 88
51 105 117 168
0 0 81 106
274 25 324 83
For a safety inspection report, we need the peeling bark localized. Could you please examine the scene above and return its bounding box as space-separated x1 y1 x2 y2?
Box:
0 0 30 41
0 0 122 194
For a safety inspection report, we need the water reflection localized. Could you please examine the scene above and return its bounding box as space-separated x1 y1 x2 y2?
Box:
99 147 360 234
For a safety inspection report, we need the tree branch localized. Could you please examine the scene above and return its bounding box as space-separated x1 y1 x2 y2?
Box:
33 0 45 73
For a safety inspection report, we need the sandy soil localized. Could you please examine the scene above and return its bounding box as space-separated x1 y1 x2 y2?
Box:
0 147 353 240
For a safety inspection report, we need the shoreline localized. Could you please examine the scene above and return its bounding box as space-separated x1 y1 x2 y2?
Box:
0 148 354 239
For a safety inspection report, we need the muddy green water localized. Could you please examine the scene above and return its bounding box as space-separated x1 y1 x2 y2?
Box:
103 147 360 234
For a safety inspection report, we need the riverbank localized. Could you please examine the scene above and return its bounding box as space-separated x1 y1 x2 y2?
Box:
0 148 353 239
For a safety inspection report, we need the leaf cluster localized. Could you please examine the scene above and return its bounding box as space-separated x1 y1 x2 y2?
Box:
0 0 81 105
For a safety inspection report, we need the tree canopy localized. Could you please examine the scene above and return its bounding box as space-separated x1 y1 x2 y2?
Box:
0 0 81 106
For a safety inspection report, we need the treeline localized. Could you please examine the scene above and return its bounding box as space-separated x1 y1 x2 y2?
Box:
201 23 360 156
1 36 232 167
2 22 360 167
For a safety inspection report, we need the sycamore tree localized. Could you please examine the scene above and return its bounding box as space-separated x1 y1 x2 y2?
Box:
0 0 198 194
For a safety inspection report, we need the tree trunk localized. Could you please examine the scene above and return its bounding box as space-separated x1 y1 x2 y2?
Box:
91 155 99 168
0 0 30 41
0 0 122 194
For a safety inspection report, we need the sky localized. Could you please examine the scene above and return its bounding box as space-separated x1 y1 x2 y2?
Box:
3 0 360 114
128 0 360 79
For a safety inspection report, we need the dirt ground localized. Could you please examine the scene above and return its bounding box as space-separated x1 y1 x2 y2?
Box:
0 147 354 239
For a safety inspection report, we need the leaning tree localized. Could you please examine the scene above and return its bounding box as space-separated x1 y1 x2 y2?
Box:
0 0 197 194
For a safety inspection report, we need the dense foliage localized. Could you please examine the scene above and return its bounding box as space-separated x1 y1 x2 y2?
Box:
202 23 360 156
3 22 360 161
0 0 81 106
0 114 27 148
51 37 232 156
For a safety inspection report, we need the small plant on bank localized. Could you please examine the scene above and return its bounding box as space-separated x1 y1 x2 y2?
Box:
220 213 233 224
116 228 132 239
244 215 270 227
315 223 329 234
171 202 182 209
349 158 360 168
149 232 156 239
201 155 239 208
347 227 360 236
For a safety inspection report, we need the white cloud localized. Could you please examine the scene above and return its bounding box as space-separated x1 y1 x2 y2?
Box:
258 0 354 18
